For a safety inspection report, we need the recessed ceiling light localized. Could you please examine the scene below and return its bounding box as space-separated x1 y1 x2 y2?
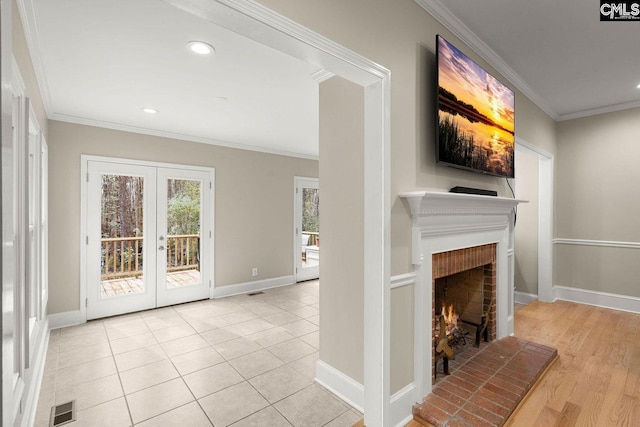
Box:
142 107 158 114
186 41 215 55
637 83 640 89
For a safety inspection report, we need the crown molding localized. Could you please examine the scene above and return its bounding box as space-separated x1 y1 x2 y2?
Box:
50 113 320 161
415 0 559 121
16 0 53 116
557 98 640 121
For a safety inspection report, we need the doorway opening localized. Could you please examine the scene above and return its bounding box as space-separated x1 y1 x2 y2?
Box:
82 156 214 319
295 177 320 282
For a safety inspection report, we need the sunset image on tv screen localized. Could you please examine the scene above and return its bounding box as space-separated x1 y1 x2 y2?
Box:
437 36 515 178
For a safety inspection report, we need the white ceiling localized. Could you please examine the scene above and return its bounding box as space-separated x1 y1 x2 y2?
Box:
421 0 640 120
26 0 321 158
23 1 640 159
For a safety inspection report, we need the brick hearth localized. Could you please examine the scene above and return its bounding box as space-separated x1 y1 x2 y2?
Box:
413 336 558 427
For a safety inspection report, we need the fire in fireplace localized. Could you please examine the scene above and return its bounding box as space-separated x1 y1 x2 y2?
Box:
431 246 497 382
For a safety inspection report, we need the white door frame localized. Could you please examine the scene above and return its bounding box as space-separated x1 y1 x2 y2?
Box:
162 1 391 425
85 161 158 319
80 155 215 320
294 176 320 282
515 138 554 303
156 167 213 307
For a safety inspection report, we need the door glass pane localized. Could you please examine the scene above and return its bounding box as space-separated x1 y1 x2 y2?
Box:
166 179 201 288
100 174 145 298
301 188 320 268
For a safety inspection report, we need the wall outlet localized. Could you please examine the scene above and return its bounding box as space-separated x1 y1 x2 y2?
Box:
252 267 258 277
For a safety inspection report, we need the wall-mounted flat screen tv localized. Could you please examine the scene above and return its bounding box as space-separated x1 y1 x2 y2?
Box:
436 35 515 178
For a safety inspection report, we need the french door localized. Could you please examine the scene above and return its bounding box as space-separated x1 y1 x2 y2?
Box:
294 177 320 282
85 158 213 319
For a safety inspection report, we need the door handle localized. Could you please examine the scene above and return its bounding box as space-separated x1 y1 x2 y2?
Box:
159 236 165 241
159 246 165 251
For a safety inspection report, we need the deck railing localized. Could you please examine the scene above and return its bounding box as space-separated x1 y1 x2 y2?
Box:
302 231 319 246
101 234 200 280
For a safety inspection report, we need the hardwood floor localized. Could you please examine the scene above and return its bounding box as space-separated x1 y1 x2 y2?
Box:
354 301 640 427
397 300 640 427
506 300 640 426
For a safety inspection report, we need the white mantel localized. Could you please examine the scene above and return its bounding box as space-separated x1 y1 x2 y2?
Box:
399 190 527 399
400 190 525 217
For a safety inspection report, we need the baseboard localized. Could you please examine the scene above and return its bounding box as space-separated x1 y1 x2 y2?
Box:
390 383 417 427
515 291 538 305
213 275 294 298
20 319 50 427
553 285 640 314
315 360 364 413
48 309 84 329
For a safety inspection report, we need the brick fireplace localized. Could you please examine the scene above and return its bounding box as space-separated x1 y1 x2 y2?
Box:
399 190 525 399
432 243 497 382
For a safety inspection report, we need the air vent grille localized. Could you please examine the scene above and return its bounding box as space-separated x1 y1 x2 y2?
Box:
50 401 76 427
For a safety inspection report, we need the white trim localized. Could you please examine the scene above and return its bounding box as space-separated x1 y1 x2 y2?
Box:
16 0 53 115
515 137 553 160
515 138 554 304
553 238 640 249
51 113 320 161
81 155 217 172
315 360 364 413
389 383 417 427
213 275 294 299
537 153 554 303
557 98 640 122
515 291 538 305
553 286 640 315
390 272 415 289
20 319 49 427
48 310 84 330
414 0 558 120
310 69 335 83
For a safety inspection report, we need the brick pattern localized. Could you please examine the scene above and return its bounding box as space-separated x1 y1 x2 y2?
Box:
431 244 497 383
432 244 496 280
414 336 558 427
435 267 485 324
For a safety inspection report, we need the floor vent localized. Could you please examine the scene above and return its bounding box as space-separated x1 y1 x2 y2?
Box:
50 401 76 427
247 291 264 296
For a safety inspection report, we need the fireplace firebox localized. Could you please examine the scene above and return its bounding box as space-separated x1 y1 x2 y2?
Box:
432 244 496 382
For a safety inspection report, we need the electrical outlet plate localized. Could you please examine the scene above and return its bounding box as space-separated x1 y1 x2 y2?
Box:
252 268 258 276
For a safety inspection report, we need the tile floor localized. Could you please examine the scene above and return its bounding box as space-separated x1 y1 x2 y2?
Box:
35 280 363 427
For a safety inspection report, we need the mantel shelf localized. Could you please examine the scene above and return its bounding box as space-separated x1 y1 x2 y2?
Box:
399 190 527 217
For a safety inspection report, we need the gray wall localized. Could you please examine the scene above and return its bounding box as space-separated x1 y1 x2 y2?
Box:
318 76 365 383
257 0 557 393
257 0 557 276
260 0 557 393
555 107 640 297
47 121 318 313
